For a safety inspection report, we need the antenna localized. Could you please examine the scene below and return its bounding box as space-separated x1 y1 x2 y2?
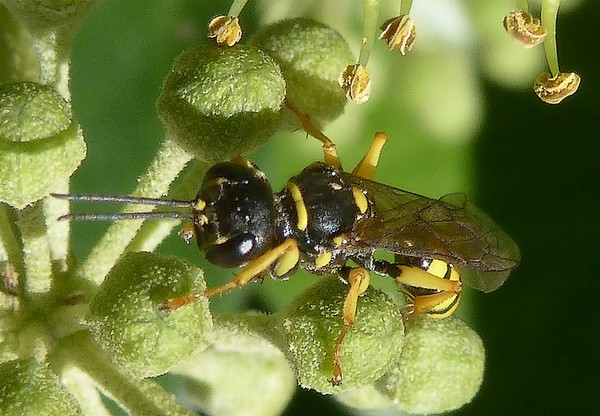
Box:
51 193 195 222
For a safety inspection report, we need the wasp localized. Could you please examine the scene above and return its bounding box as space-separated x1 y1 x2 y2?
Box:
53 125 520 385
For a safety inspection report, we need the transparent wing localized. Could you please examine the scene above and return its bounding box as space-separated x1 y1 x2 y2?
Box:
346 175 521 292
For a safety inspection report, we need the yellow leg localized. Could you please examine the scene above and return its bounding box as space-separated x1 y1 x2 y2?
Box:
409 291 461 318
396 265 460 292
283 98 341 168
331 267 371 386
352 132 388 180
161 239 300 311
396 264 462 319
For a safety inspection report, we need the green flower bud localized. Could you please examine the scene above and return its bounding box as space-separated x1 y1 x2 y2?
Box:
275 278 403 393
87 252 212 378
171 313 296 416
2 0 99 32
156 44 285 163
335 384 393 411
376 316 485 414
0 82 86 209
251 18 354 129
0 358 81 415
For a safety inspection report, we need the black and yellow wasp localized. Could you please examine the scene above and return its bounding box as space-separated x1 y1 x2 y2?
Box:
53 127 520 385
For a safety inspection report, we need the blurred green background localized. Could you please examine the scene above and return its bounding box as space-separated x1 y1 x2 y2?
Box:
65 0 599 415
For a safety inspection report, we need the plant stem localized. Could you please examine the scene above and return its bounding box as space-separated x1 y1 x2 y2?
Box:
17 201 52 295
228 0 250 17
60 365 112 416
77 138 192 286
127 161 207 253
0 6 38 83
358 0 380 66
517 0 529 13
49 331 194 416
43 178 71 272
30 29 72 100
542 0 560 76
399 0 414 16
0 203 24 280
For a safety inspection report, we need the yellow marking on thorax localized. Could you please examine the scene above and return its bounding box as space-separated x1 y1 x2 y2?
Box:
288 182 308 231
333 235 346 247
194 198 206 211
214 235 229 245
196 214 208 226
315 251 333 268
352 187 368 214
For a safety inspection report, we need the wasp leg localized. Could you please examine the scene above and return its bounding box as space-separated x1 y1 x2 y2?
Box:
406 291 461 318
283 98 341 168
351 132 388 180
396 264 462 319
332 267 371 386
161 239 300 311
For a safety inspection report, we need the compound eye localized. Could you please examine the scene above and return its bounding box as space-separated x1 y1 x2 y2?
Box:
205 233 258 268
199 181 224 203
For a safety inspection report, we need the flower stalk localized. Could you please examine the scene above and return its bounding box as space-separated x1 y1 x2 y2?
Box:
541 0 561 76
76 138 192 286
16 201 52 295
399 0 413 16
49 331 194 416
358 0 381 67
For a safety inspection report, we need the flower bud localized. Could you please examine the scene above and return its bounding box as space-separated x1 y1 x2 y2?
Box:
87 252 212 378
251 18 354 128
0 82 86 209
156 45 285 163
335 384 392 410
376 316 485 414
0 359 81 415
1 0 98 31
276 278 403 393
171 313 296 416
